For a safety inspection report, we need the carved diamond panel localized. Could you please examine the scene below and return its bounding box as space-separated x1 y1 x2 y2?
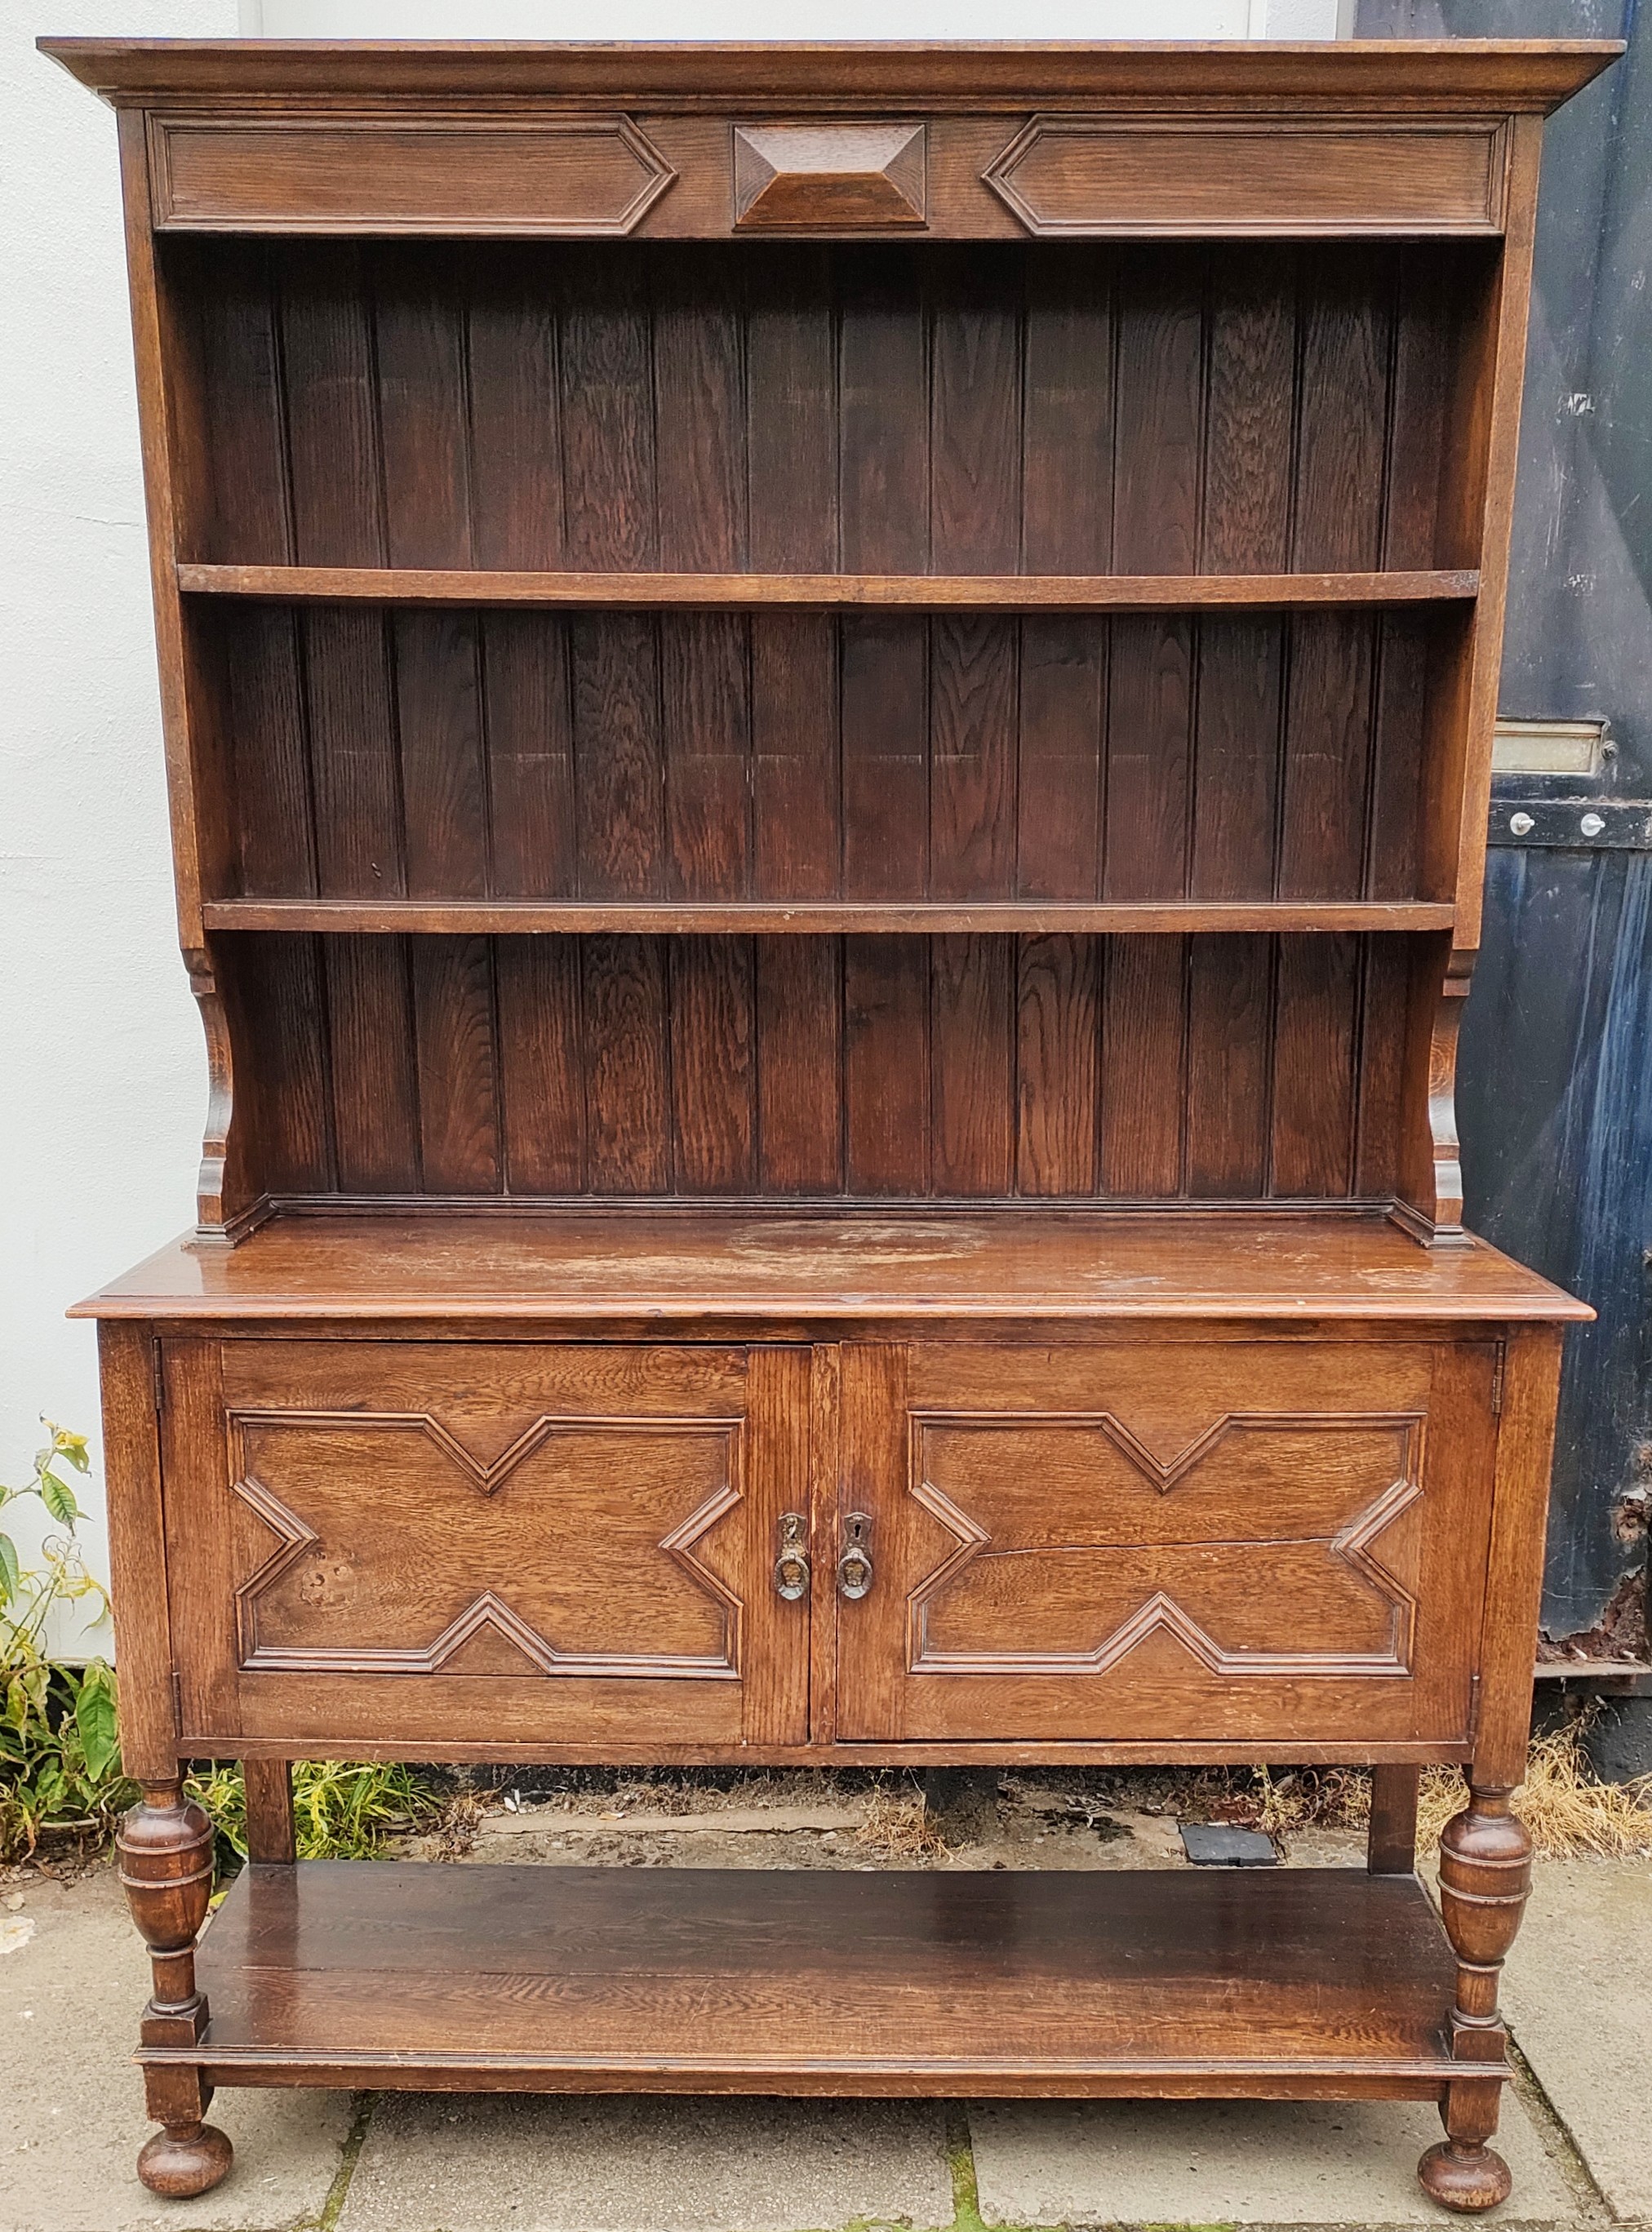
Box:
229 1409 744 1679
733 123 926 230
908 1411 1423 1678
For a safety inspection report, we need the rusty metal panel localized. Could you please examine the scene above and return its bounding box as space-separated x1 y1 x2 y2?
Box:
1462 832 1652 1643
1364 0 1649 1647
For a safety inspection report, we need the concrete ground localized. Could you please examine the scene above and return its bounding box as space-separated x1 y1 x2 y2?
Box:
2 1782 1647 2232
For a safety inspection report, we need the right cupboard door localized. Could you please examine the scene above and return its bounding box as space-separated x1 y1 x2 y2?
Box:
835 1338 1499 1749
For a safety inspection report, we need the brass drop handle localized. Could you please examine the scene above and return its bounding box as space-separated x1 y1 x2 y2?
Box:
837 1512 874 1600
773 1512 810 1601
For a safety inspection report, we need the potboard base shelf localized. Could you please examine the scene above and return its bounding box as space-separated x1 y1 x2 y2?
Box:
156 1861 1485 2101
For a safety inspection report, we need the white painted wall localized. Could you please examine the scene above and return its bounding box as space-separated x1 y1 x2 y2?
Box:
248 2 1349 34
3 0 1343 1651
2 1 240 1652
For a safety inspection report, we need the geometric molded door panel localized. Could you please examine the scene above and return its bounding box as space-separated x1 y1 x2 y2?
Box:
910 1413 1421 1677
837 1339 1497 1749
230 1412 743 1679
160 1339 810 1755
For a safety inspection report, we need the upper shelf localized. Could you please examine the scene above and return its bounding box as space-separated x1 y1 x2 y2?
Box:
178 565 1480 613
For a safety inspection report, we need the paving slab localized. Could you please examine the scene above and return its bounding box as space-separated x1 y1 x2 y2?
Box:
1503 1857 1652 2221
0 1863 351 2232
334 2092 954 2232
968 2092 1576 2226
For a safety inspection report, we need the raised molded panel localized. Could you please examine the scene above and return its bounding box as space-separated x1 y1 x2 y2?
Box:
984 118 1508 237
909 1413 1421 1676
160 1338 811 1752
837 1338 1498 1746
147 115 677 234
733 122 926 230
229 1410 744 1677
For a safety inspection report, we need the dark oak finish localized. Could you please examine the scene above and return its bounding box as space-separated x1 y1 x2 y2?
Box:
41 39 1617 111
984 116 1511 236
241 1759 296 1863
177 564 1481 604
733 123 926 231
1367 1763 1421 1874
73 1211 1587 1325
171 1861 1468 2094
839 1338 1494 1751
52 36 1612 2212
117 1786 234 2195
148 114 677 235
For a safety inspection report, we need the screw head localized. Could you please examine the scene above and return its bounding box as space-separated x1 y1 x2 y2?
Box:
1508 811 1535 836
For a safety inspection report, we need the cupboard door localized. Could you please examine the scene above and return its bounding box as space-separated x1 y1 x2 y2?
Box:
161 1339 810 1753
836 1338 1496 1748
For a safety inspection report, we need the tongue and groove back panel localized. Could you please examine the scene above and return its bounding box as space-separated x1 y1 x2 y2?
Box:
170 236 1480 572
224 930 1414 1205
163 232 1488 1213
209 603 1448 906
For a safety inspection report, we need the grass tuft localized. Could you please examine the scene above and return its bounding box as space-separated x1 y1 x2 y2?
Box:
1418 1719 1652 1859
857 1783 950 1861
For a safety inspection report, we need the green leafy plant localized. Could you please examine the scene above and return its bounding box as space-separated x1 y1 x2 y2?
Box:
1 1425 136 1857
2 1422 441 1869
187 1759 441 1869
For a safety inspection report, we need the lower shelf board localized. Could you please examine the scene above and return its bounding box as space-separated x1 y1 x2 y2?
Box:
155 1862 1484 2100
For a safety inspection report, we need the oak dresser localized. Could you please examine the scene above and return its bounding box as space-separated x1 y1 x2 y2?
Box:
43 33 1618 2209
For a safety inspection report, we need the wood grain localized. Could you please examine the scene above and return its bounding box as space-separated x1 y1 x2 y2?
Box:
198 930 1452 1209
204 605 1451 916
42 39 1621 113
64 36 1605 2182
75 1209 1590 1325
95 1326 178 1782
171 1861 1468 2091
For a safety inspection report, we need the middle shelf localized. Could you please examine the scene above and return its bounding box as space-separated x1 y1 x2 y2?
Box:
177 564 1481 610
189 598 1465 919
202 899 1456 935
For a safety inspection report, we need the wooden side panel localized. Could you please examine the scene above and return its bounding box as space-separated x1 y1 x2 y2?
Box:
215 930 1406 1206
1475 1331 1565 1788
98 1324 179 1782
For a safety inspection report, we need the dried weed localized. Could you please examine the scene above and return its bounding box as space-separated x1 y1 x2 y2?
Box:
855 1786 950 1861
1418 1720 1652 1860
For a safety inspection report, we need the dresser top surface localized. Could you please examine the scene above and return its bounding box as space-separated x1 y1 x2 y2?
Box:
73 1209 1590 1324
39 38 1620 112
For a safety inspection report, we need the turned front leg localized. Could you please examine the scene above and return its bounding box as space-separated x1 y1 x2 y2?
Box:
117 1781 233 2198
1417 1780 1533 2213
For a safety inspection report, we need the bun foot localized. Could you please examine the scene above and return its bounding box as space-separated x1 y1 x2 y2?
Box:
1418 2139 1512 2213
137 2121 233 2199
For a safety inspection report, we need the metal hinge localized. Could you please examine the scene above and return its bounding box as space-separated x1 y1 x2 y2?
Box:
152 1338 166 1413
1490 1343 1506 1418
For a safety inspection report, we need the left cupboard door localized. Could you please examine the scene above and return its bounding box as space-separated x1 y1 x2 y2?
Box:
158 1338 812 1756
